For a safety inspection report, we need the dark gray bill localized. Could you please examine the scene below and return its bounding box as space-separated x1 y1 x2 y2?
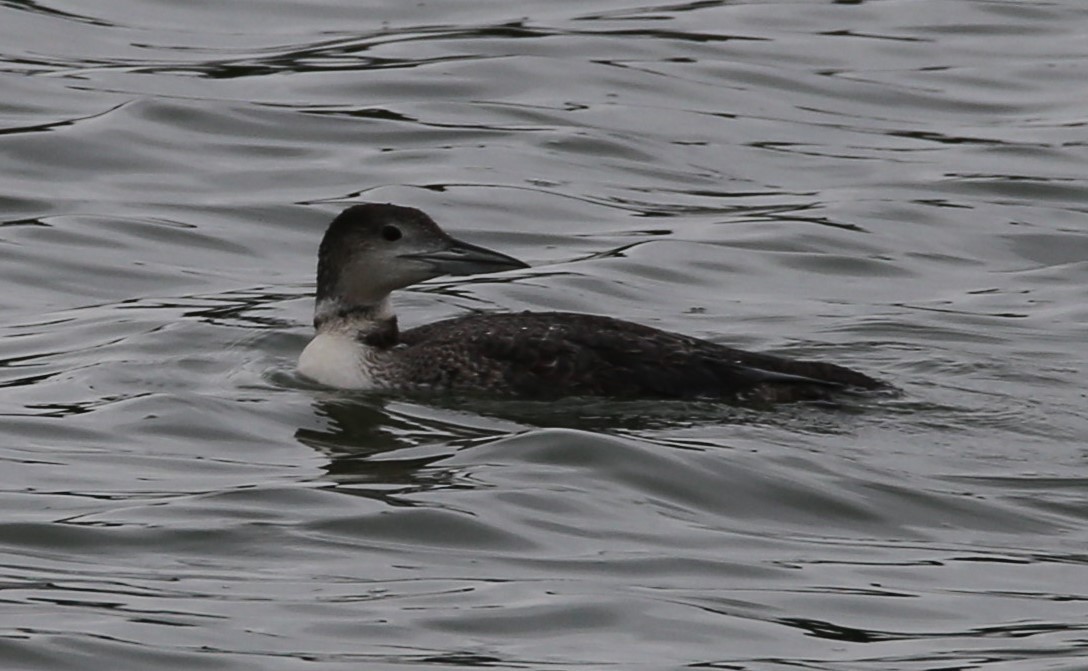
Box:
401 237 529 276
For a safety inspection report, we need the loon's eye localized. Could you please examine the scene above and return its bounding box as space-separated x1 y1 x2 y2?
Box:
381 225 402 242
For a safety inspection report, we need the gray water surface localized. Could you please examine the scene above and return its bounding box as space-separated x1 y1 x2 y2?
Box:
2 1 1087 669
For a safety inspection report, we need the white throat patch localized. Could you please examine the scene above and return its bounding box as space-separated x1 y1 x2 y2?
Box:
298 332 378 389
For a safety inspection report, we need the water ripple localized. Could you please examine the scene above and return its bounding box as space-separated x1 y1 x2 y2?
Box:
2 0 1087 669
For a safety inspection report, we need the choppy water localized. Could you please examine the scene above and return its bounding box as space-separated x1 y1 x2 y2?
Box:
2 0 1087 669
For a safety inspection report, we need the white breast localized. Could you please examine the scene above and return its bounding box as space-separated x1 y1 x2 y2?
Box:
297 332 378 389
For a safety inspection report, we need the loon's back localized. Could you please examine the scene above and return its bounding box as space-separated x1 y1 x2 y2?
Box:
396 311 885 402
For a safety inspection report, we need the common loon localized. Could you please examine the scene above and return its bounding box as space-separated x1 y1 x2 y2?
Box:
298 203 887 402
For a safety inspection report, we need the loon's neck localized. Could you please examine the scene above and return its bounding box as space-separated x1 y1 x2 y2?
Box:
313 296 399 348
299 296 398 389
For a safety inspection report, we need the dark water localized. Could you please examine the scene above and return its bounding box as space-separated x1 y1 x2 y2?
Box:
2 0 1087 669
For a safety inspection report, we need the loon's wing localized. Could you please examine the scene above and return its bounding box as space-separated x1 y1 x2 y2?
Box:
399 311 882 400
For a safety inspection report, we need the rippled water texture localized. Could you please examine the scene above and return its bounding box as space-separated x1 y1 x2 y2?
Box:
2 1 1087 669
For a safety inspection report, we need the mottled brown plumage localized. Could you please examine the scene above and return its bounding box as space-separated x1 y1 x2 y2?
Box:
394 311 885 402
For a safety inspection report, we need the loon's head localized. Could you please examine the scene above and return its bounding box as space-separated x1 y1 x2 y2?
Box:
314 203 528 322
